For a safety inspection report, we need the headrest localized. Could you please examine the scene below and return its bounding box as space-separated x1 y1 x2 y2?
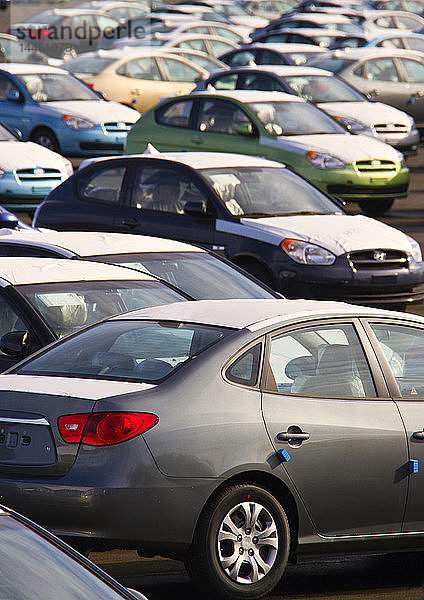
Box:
285 355 316 380
36 293 87 332
317 344 353 376
135 358 174 380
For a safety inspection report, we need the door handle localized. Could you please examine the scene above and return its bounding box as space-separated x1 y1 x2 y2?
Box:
277 431 310 441
121 218 139 228
412 430 424 440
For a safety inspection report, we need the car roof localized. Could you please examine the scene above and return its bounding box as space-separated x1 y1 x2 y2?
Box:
0 229 205 257
282 13 354 22
193 89 305 102
241 42 328 52
111 298 413 330
0 257 155 286
0 63 68 75
221 64 333 76
79 151 287 170
260 28 363 38
329 46 424 59
71 47 207 61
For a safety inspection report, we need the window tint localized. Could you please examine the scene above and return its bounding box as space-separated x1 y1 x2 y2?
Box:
226 343 262 386
0 73 19 101
400 58 424 82
370 322 424 398
121 57 161 80
156 99 193 128
211 73 238 90
197 99 251 134
0 245 62 258
131 166 205 213
258 49 288 65
17 320 231 382
226 49 256 66
266 323 376 397
364 58 400 81
0 296 27 356
241 73 283 92
78 166 125 204
160 57 200 82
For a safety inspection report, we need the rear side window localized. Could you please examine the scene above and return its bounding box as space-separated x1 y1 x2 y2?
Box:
78 166 125 204
226 343 262 387
156 99 194 128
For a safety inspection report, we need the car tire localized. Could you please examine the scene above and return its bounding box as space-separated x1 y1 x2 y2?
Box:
358 199 394 217
240 261 274 289
184 483 290 600
31 128 60 154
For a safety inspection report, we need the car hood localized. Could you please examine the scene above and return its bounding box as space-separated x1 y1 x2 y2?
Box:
46 100 139 123
238 214 413 255
318 101 413 127
264 133 402 162
0 141 67 171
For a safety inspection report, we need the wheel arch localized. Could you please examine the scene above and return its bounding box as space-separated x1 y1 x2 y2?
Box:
230 254 276 287
29 125 60 151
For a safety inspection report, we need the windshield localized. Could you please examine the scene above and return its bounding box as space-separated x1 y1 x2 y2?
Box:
284 74 365 102
17 320 232 383
201 166 341 217
0 513 136 600
17 73 100 102
17 280 185 338
308 57 355 72
0 122 17 141
247 100 346 135
91 251 276 299
63 56 115 74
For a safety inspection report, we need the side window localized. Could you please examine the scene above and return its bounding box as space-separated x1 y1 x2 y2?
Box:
0 73 18 101
400 58 424 82
226 343 262 387
178 39 207 53
160 58 201 82
156 99 193 128
241 73 283 92
370 322 424 398
266 323 376 398
0 245 61 258
78 166 125 204
406 37 424 51
121 58 161 80
209 40 235 55
197 99 252 134
211 73 238 90
379 37 405 48
226 50 256 66
396 15 422 30
363 58 400 81
0 295 27 355
131 166 206 213
257 50 288 65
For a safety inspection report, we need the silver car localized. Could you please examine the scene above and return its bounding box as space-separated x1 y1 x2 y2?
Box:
1 298 424 599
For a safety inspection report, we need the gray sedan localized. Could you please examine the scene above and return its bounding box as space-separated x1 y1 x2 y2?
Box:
1 298 424 599
308 47 424 129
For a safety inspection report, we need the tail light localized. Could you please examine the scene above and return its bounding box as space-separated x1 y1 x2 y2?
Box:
58 412 158 446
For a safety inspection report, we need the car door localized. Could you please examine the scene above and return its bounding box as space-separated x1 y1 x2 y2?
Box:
395 57 424 127
157 56 204 98
117 160 217 248
261 319 408 536
364 320 424 532
116 56 164 113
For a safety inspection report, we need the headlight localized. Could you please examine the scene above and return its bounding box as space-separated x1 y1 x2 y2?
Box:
63 159 73 177
306 150 345 170
333 115 372 135
406 234 422 263
62 114 95 130
282 238 336 265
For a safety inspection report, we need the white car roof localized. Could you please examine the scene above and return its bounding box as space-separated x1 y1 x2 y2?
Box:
283 13 355 23
194 89 304 103
246 43 328 52
79 151 286 171
0 257 155 286
0 64 69 75
227 64 333 76
329 47 424 60
112 298 416 330
0 229 205 257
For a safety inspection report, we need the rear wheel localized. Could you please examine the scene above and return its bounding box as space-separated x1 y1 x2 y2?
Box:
358 198 394 217
185 483 290 600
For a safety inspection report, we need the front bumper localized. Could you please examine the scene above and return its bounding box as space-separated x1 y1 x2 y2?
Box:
59 125 131 157
278 255 424 307
374 127 420 157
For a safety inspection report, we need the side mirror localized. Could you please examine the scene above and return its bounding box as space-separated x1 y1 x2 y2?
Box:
0 211 19 228
6 89 22 103
0 331 32 358
184 200 209 217
236 122 254 136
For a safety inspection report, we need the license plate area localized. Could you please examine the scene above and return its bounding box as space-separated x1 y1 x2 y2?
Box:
0 419 56 465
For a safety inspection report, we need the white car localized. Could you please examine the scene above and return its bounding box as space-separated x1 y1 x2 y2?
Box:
0 229 279 301
196 64 420 155
0 121 73 213
361 9 424 37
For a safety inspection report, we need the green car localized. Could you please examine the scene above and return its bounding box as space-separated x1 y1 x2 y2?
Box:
126 90 410 216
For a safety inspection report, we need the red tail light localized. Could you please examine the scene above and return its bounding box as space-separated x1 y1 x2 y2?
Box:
58 412 158 446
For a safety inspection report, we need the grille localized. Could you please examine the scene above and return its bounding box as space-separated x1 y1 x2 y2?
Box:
354 159 397 172
373 123 408 134
348 249 408 271
15 168 62 183
103 122 133 133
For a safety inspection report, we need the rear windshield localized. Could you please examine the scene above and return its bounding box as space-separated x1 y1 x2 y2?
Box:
90 251 276 299
16 320 233 383
17 280 185 338
63 56 115 75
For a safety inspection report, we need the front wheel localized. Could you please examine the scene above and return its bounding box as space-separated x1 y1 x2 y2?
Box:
31 128 60 153
185 483 290 600
358 198 394 217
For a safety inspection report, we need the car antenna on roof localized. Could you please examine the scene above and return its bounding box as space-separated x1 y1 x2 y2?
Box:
144 143 161 154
